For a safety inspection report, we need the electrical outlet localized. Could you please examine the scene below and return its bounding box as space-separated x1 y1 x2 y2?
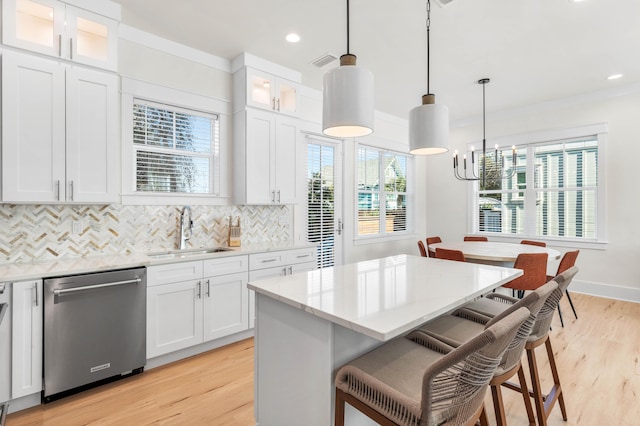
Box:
72 220 82 235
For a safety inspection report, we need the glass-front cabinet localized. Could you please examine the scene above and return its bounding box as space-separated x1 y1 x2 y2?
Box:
246 68 298 116
2 0 118 71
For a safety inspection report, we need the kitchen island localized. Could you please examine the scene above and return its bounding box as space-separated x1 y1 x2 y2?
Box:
248 254 522 426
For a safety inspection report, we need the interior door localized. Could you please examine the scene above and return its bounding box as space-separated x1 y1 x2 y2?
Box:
306 135 343 267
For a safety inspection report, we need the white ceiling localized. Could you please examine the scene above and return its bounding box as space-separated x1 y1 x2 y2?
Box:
112 0 640 122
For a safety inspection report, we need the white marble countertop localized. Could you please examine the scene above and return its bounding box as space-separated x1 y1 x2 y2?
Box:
248 254 523 341
0 243 317 282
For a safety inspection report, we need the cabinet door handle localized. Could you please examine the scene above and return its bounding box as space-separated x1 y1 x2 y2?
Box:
261 258 277 263
271 190 275 203
276 98 280 111
272 97 277 110
34 282 39 307
69 38 73 60
197 281 202 299
206 279 210 297
282 267 287 276
277 190 281 203
56 180 60 201
58 34 62 56
69 180 74 201
288 266 293 275
296 254 310 259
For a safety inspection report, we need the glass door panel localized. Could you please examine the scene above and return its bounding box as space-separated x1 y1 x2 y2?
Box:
249 73 273 109
307 138 343 268
278 82 297 114
75 17 109 61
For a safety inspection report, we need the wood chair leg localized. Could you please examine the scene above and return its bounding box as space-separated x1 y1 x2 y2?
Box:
491 384 507 426
335 388 345 426
526 345 547 426
479 405 490 426
545 338 568 421
516 365 536 426
566 289 578 319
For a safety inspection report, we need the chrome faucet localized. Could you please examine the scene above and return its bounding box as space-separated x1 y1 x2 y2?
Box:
178 205 193 250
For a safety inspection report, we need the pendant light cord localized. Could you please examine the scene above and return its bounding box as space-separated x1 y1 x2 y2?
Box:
346 0 350 54
426 0 431 94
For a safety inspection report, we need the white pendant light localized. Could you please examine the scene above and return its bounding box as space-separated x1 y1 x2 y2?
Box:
409 0 449 155
322 0 374 138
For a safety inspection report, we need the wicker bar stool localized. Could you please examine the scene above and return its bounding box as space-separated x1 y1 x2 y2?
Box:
413 281 558 426
334 308 530 426
462 266 579 426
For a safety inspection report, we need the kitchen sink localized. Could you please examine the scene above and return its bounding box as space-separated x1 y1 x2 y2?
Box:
147 247 234 259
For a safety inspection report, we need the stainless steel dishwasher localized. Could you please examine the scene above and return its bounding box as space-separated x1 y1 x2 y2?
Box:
43 267 146 402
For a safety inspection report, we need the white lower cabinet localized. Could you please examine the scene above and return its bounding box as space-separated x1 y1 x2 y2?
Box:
203 272 248 342
146 257 249 359
11 280 43 399
0 284 11 404
146 278 204 358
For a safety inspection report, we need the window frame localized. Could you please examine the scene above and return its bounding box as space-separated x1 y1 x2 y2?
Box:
121 77 229 205
355 143 413 242
468 123 607 249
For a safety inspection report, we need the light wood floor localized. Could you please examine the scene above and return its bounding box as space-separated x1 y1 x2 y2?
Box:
7 292 640 426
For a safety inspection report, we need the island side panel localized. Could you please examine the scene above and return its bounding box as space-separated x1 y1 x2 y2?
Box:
254 293 333 426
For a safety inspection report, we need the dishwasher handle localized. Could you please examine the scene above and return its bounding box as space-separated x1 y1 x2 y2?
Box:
53 278 142 296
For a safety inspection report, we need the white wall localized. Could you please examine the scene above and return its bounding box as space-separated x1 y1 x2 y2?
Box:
425 87 640 302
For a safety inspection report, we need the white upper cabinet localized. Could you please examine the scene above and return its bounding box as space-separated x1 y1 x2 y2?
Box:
235 67 299 117
2 0 118 71
2 51 119 203
233 108 301 205
245 68 298 116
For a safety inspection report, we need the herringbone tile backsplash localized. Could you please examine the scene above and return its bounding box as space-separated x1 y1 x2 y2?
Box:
0 204 291 264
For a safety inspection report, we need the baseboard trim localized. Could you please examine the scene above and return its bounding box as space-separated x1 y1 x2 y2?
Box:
145 329 255 370
571 279 640 303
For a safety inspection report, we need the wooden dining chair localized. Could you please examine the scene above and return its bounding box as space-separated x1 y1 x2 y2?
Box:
546 250 580 326
417 240 427 257
464 236 488 242
520 239 546 247
425 236 442 258
435 247 466 262
334 308 530 426
414 281 558 426
503 253 548 298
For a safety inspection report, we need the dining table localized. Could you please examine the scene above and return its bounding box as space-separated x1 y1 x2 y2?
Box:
248 254 522 426
428 241 561 266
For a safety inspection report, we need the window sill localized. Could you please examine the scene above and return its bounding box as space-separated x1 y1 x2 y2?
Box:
121 193 230 206
476 234 608 251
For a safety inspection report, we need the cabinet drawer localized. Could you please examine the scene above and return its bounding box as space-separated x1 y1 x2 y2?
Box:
285 247 317 265
147 261 203 287
250 251 287 270
249 266 286 282
203 255 248 277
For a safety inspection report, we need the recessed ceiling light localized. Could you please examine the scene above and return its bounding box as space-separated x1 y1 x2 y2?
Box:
285 33 301 43
607 73 623 80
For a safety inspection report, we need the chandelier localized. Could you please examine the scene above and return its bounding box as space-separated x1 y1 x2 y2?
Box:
453 78 516 189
